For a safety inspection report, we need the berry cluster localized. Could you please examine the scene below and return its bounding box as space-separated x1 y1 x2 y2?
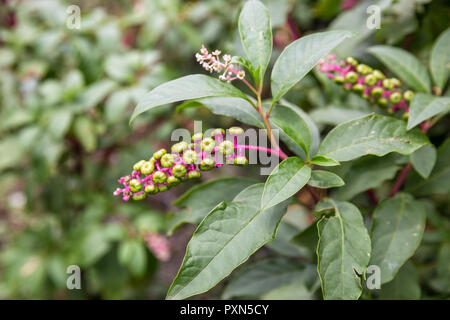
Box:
195 45 245 83
317 55 414 119
114 127 249 201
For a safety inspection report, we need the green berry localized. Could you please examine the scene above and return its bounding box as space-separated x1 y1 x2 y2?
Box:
387 107 394 114
191 132 203 141
402 112 409 120
152 171 167 184
346 57 358 66
188 171 201 179
140 161 155 175
345 71 358 84
133 160 145 171
371 87 383 98
219 140 234 155
233 156 248 166
391 78 401 87
201 138 215 152
403 90 414 102
172 164 187 178
229 126 244 135
372 70 385 80
132 193 147 201
183 150 198 164
167 176 181 186
171 141 188 153
145 184 158 194
153 148 167 160
382 79 394 90
356 64 372 75
200 158 215 171
129 179 142 193
158 185 169 192
352 84 364 93
160 153 174 168
364 74 377 86
211 128 225 137
390 92 402 104
377 97 388 106
334 75 345 84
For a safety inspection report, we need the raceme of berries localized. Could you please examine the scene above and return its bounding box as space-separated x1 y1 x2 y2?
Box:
317 55 414 119
113 127 253 201
196 45 245 83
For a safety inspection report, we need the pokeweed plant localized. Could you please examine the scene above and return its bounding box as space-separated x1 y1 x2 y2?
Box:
117 0 449 300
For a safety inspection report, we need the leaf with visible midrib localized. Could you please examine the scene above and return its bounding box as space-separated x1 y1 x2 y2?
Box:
317 114 429 162
369 193 426 284
166 184 289 300
407 93 450 130
130 74 249 123
316 199 371 300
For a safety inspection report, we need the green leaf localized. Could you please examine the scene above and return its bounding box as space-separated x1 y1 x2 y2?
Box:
166 184 289 300
308 170 344 189
73 116 97 152
310 106 370 126
290 222 319 255
317 114 429 162
310 155 340 167
406 138 450 196
105 89 131 124
271 30 354 103
222 258 309 299
379 261 421 300
261 157 311 210
410 144 437 179
367 45 431 93
130 75 250 123
238 0 272 82
118 239 147 277
335 155 400 200
369 193 426 284
407 93 450 130
316 199 371 300
168 177 258 235
430 28 450 90
270 104 312 157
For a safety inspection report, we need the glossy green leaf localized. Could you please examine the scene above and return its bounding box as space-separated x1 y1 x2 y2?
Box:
290 222 319 255
307 170 344 189
406 138 450 196
317 114 429 162
370 193 426 284
261 157 311 210
410 144 437 179
368 45 431 93
316 199 371 300
238 0 272 81
379 261 421 300
270 104 312 156
166 184 289 300
130 75 249 123
271 30 354 102
310 106 370 126
430 28 450 90
310 155 340 167
407 93 450 130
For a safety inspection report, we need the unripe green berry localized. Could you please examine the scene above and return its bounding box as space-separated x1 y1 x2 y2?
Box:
153 148 167 160
356 64 372 75
352 84 364 93
387 107 394 114
145 184 158 194
219 140 234 155
167 176 181 186
402 112 409 120
172 164 187 178
160 153 174 168
140 161 155 175
233 156 248 166
129 179 142 193
372 70 385 80
345 71 358 84
391 78 401 87
158 185 169 192
132 193 147 201
152 171 167 184
211 128 225 137
188 171 201 179
364 74 377 86
133 160 145 171
191 132 203 141
183 150 198 164
362 93 370 100
346 57 358 66
200 158 215 171
334 75 345 84
171 141 188 153
371 87 383 98
201 138 215 152
382 79 394 90
229 126 244 135
390 92 402 104
377 97 388 107
403 90 414 102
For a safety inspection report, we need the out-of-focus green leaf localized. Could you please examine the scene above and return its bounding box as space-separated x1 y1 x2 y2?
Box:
430 28 450 90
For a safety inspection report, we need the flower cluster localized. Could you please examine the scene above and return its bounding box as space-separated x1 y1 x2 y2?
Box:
113 127 249 201
195 45 245 83
317 55 414 118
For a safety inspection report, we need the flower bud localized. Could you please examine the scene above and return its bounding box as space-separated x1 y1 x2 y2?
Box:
345 71 358 84
172 164 187 178
140 161 155 175
152 171 167 184
133 160 146 171
233 156 248 166
219 140 234 155
200 158 215 171
201 138 215 152
145 184 158 194
167 176 181 186
390 92 402 104
129 179 142 193
160 153 174 168
153 148 167 160
183 150 198 164
188 171 201 179
403 90 414 102
364 74 377 86
229 126 244 135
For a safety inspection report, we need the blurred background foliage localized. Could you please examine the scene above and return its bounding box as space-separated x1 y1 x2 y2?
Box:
0 0 448 299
